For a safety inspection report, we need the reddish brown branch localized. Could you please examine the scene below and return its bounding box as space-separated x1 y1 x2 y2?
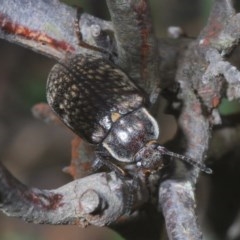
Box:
31 103 61 124
63 136 97 179
31 103 99 179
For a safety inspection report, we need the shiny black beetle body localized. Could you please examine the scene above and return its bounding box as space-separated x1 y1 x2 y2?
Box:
47 54 212 175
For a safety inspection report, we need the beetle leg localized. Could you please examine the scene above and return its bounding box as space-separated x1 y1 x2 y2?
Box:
97 155 139 213
91 157 104 172
124 172 140 214
97 155 128 179
74 7 109 54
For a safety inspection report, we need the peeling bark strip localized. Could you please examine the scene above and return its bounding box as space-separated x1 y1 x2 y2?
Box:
24 192 64 211
199 19 222 47
0 13 75 52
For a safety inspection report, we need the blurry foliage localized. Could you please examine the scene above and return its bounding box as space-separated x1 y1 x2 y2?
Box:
61 0 110 19
219 99 240 115
113 235 124 240
150 0 213 36
62 0 214 36
0 233 42 240
14 55 51 109
233 0 240 12
201 0 214 21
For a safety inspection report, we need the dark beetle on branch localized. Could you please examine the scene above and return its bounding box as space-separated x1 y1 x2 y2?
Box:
47 53 211 176
46 10 212 212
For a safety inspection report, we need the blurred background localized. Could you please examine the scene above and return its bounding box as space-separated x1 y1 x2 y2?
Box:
1 0 240 240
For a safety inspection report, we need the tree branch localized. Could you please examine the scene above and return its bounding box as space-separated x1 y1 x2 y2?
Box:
158 0 240 239
0 0 113 60
0 0 188 97
106 0 159 101
159 180 202 239
0 161 148 226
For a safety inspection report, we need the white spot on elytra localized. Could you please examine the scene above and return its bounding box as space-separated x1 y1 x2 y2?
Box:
118 130 129 142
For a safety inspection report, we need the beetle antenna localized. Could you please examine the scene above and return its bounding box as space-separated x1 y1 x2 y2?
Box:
157 146 212 174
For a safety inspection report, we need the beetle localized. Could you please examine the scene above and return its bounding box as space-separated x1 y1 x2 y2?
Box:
46 53 212 174
46 10 212 190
